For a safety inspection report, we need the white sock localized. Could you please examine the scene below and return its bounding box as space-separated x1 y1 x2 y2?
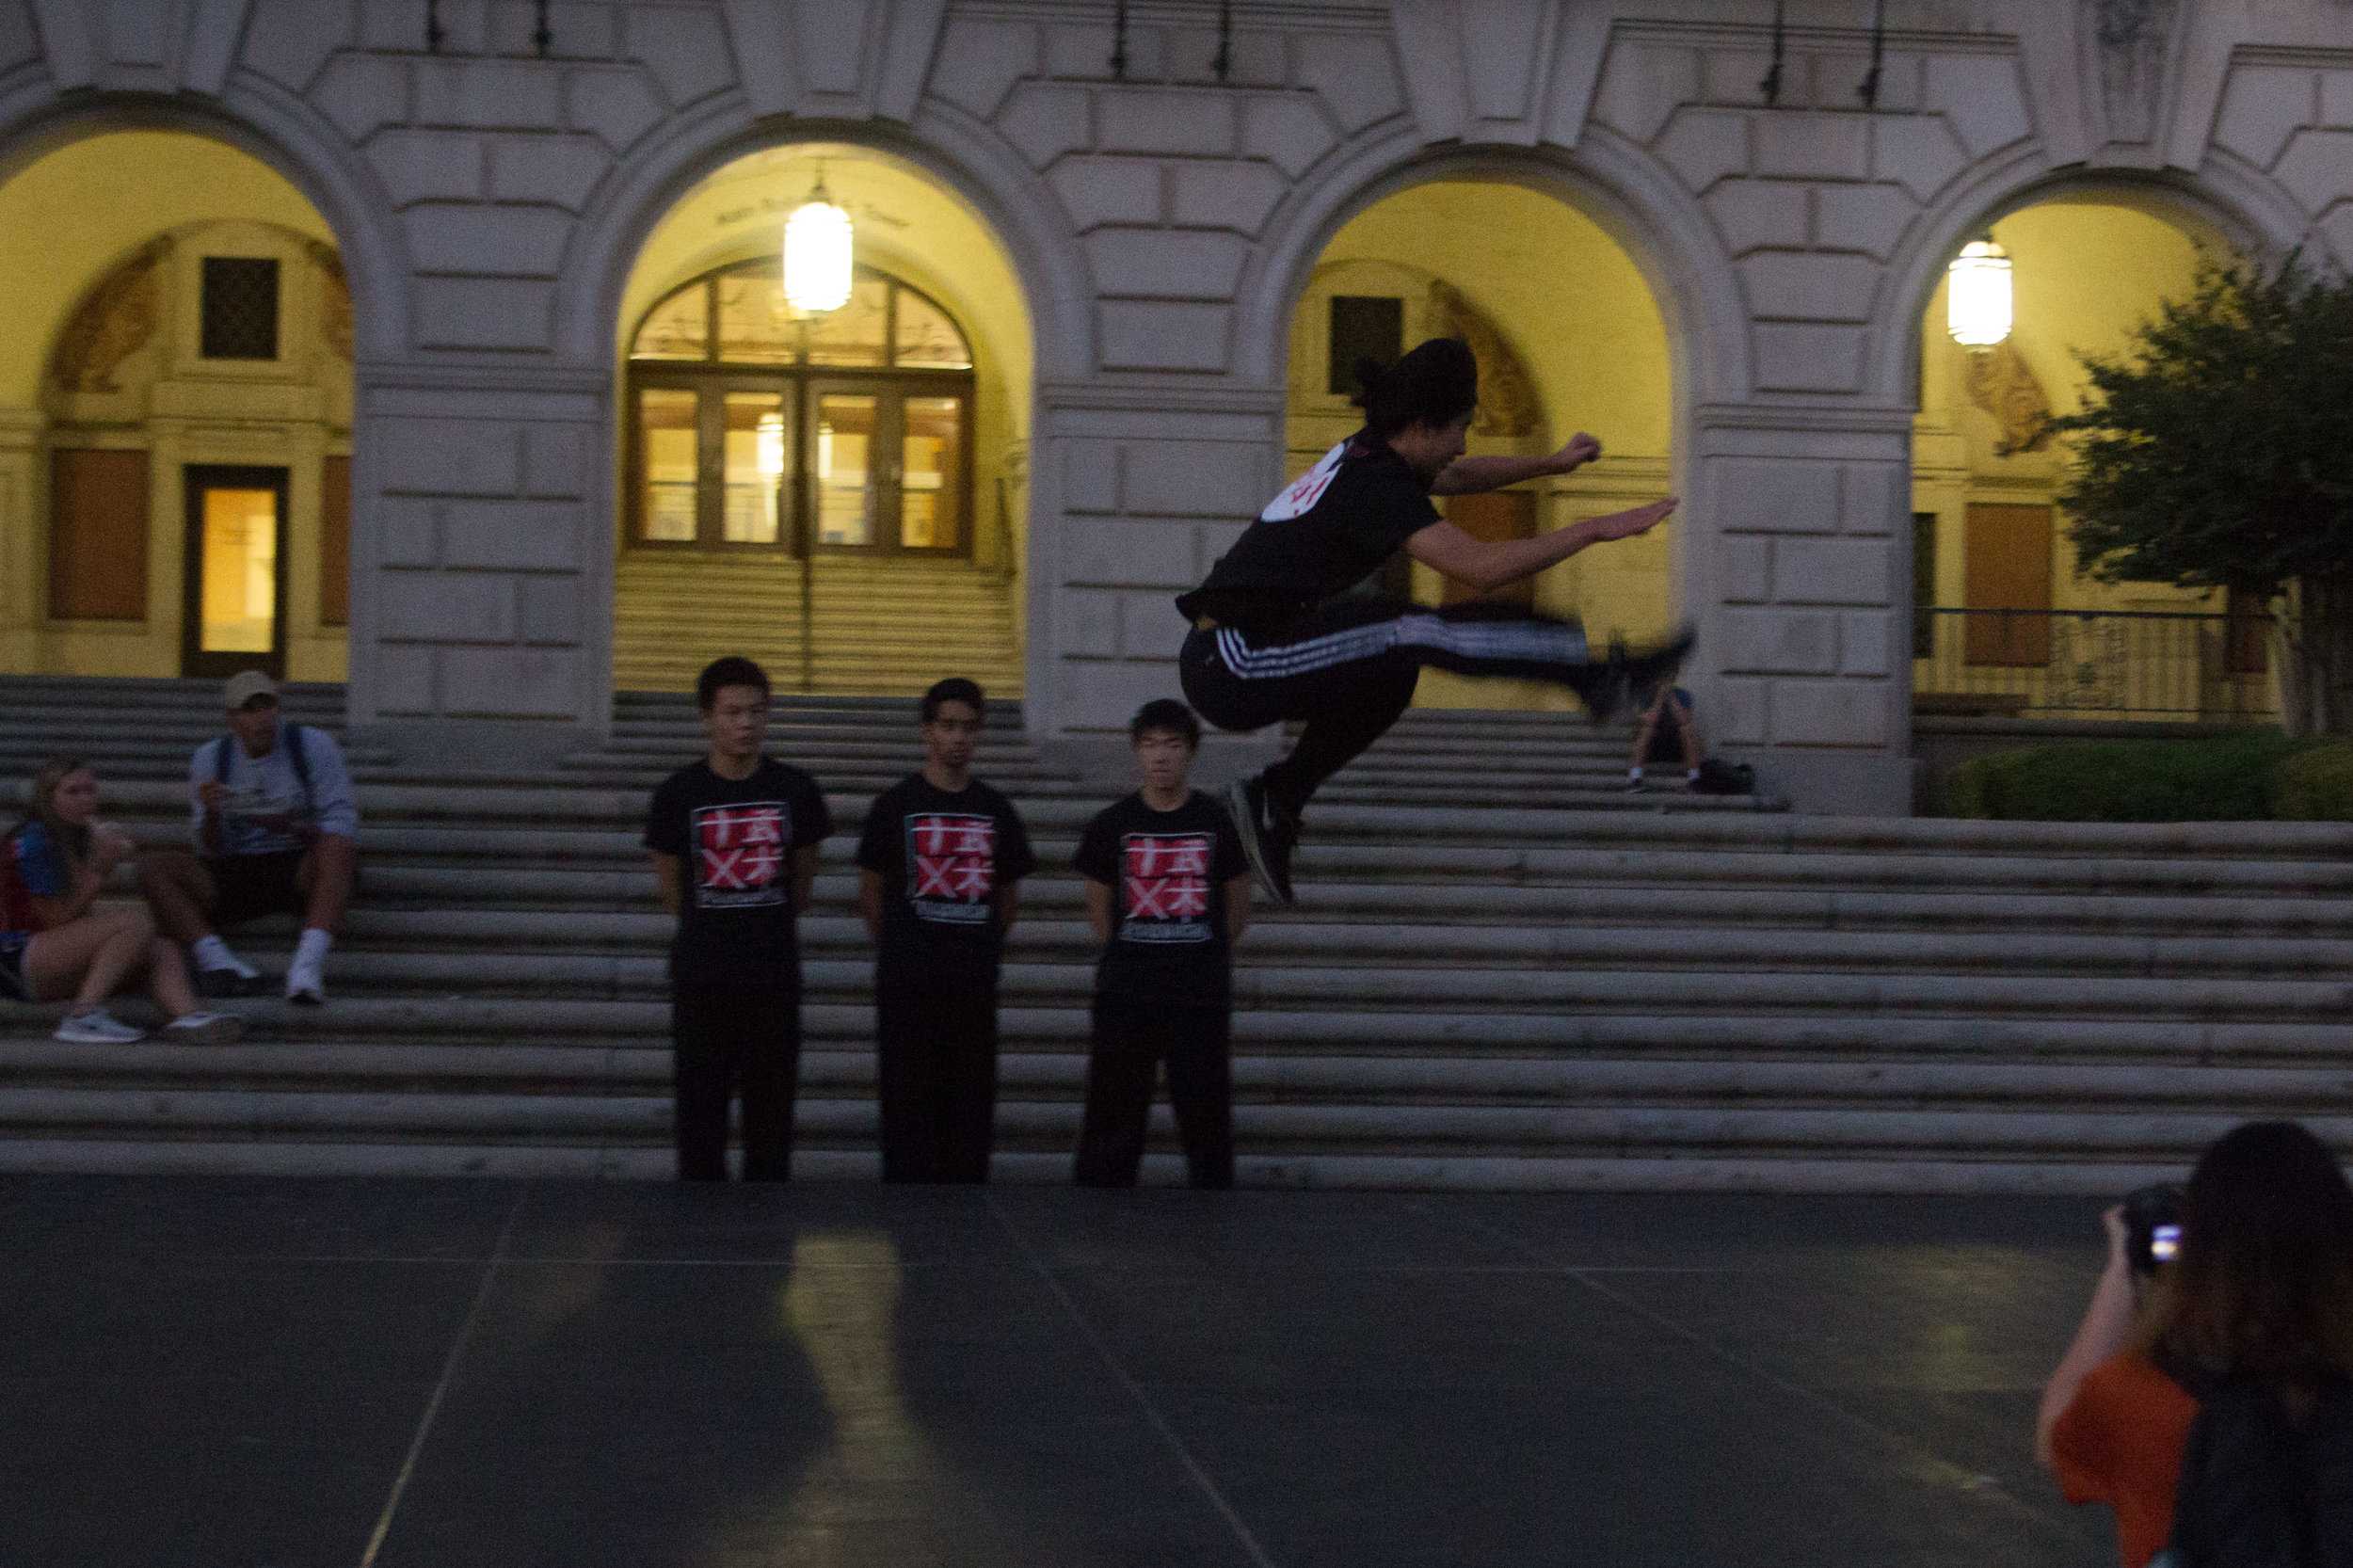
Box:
193 935 258 978
295 928 333 968
1687 768 1703 783
1627 766 1643 783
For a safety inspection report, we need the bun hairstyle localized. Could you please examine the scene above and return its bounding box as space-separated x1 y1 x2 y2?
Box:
1353 336 1479 440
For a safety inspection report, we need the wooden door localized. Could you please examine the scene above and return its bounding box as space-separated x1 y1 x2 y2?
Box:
1962 503 2052 665
182 465 289 679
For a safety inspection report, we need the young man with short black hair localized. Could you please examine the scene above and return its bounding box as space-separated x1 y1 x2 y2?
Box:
139 670 360 1004
1176 336 1692 903
1072 698 1252 1190
856 678 1035 1183
645 656 832 1182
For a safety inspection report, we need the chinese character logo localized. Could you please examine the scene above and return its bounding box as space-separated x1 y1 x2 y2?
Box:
907 813 996 923
1121 832 1211 938
694 803 789 907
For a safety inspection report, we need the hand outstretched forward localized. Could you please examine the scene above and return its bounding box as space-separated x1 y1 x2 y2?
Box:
1586 495 1679 541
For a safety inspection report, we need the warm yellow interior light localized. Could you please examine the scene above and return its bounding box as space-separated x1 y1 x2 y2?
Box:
756 411 784 479
1946 236 2013 349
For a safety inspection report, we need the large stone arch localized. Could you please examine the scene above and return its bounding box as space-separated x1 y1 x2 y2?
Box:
560 103 1094 382
0 91 409 363
1869 152 2313 411
1236 124 1751 414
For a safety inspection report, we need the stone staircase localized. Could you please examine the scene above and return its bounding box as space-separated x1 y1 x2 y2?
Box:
3 676 2350 1191
611 550 1022 697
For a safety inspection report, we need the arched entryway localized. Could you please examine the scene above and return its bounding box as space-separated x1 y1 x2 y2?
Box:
1906 191 2267 724
1281 175 1678 711
0 131 354 681
611 144 1033 698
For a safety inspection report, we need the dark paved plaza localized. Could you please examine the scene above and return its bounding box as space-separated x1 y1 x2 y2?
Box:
2 1177 2121 1567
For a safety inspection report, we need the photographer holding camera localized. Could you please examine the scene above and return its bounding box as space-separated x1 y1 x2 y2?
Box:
2036 1121 2353 1568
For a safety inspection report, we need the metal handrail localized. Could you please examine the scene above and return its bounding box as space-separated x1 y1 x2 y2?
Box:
1911 607 2275 721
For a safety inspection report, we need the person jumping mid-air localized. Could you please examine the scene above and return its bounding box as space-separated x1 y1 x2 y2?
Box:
1176 336 1692 904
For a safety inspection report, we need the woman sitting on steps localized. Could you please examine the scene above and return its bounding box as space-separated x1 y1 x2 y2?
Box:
1 756 242 1045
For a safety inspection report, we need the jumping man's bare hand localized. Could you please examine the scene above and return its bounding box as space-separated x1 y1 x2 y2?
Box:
1584 496 1679 541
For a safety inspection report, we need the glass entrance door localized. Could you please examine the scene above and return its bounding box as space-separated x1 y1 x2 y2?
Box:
807 381 968 554
182 465 288 679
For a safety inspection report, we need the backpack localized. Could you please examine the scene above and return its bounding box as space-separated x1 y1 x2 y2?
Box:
208 723 313 805
1689 757 1755 796
2164 1373 2353 1568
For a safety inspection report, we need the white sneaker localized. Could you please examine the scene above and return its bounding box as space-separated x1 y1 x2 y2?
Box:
284 956 326 1006
163 1012 244 1046
54 1009 145 1045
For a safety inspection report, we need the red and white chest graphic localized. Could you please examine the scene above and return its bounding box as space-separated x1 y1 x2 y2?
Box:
1120 832 1212 936
906 813 996 919
1259 440 1348 521
693 802 789 905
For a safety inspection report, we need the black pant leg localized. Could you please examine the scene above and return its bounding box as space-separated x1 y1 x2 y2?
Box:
1185 600 1598 818
934 980 1000 1184
670 986 733 1182
874 976 937 1184
1161 1002 1236 1190
1261 658 1420 819
1074 996 1160 1188
735 984 802 1183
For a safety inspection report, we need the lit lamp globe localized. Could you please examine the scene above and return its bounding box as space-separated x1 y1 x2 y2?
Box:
1946 236 2013 350
783 183 853 316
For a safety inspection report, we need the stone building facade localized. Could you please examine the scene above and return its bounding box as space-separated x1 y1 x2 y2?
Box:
0 0 2348 808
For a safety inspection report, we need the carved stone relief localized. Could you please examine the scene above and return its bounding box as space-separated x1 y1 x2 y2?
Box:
312 242 354 363
2088 0 2180 145
1427 280 1540 439
1963 339 2054 456
50 238 168 392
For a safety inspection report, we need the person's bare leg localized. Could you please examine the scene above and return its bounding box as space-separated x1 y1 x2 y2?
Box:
26 906 153 1010
297 837 355 935
136 850 218 945
1670 696 1705 779
287 837 356 1003
145 936 202 1017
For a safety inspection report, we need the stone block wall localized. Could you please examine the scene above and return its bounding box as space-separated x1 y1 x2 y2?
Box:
0 0 2348 808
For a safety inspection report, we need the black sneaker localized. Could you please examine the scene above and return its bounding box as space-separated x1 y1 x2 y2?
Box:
1225 775 1297 906
196 966 267 999
1625 624 1699 710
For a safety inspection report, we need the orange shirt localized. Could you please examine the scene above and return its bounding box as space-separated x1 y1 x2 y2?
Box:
2049 1352 2201 1568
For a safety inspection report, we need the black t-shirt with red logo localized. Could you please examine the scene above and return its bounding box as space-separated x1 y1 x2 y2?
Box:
645 758 834 988
1175 430 1439 630
855 774 1035 979
1073 791 1249 1006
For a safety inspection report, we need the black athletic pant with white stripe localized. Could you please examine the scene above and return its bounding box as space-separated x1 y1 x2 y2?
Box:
1178 595 1593 818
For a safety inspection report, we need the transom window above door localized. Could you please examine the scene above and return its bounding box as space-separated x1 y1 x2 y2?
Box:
630 260 973 371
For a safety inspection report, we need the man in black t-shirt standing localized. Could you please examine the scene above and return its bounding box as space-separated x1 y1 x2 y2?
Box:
856 678 1036 1183
1072 699 1252 1190
645 656 833 1182
1176 336 1693 904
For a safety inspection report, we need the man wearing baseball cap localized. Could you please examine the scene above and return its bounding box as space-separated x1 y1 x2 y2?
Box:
137 670 360 1004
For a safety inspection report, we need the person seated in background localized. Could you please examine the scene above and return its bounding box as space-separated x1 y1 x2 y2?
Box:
2036 1120 2353 1568
1625 684 1704 792
138 670 359 1005
2 756 241 1045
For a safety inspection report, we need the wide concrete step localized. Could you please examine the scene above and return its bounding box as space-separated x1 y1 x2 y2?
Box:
277 908 2353 981
343 866 2353 937
10 1000 2346 1062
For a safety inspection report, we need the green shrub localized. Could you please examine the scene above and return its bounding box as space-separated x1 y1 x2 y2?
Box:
2274 742 2353 821
1941 731 2311 821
